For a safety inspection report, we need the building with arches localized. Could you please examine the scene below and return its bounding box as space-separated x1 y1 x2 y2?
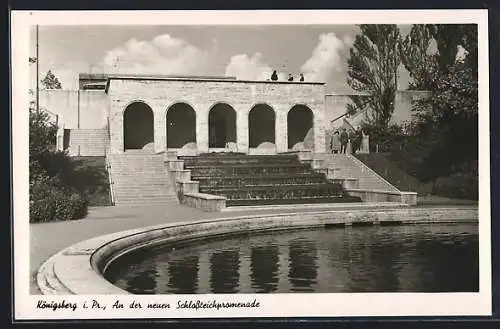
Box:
107 75 326 156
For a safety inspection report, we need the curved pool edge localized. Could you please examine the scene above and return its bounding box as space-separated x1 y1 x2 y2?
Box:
36 206 479 295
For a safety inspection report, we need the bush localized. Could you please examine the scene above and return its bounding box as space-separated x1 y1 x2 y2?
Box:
30 180 88 223
29 107 91 222
361 122 406 153
432 160 479 200
54 191 88 221
30 199 57 223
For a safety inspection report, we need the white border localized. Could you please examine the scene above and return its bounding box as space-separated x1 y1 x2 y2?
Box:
12 10 491 320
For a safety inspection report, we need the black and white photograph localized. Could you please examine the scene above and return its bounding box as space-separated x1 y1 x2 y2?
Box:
12 10 491 319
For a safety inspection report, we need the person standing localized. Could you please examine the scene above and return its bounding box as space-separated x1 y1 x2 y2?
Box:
348 128 356 154
330 131 341 154
354 127 363 153
271 70 278 81
360 130 370 153
300 73 304 81
340 128 349 154
288 73 294 81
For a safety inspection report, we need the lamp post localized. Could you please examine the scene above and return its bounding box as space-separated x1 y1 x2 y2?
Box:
36 24 39 114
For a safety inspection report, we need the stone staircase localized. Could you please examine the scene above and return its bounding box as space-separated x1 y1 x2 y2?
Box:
319 154 400 193
178 153 361 207
66 128 109 156
106 150 178 206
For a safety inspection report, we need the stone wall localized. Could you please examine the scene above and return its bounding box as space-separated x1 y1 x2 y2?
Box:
39 89 108 129
107 78 326 154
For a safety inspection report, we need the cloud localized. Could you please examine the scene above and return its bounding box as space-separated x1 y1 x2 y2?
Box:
226 32 354 83
300 32 351 82
102 34 208 75
224 53 276 80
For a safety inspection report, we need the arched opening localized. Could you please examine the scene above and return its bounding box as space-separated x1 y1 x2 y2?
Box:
248 104 275 148
287 105 314 150
166 103 196 148
123 101 154 151
208 103 237 148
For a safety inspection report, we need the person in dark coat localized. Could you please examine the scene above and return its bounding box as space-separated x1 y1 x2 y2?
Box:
288 73 294 81
340 128 349 154
300 73 304 81
271 70 278 81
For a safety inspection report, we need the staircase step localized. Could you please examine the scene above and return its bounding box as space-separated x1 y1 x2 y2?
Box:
111 180 170 184
114 199 178 205
107 152 177 206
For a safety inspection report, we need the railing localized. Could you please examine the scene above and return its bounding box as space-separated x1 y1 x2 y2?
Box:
104 147 115 206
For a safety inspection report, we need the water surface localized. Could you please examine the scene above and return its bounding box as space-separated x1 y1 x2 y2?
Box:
105 223 479 294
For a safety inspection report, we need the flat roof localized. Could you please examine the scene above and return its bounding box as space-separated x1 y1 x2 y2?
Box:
80 72 237 80
325 92 371 97
105 75 325 93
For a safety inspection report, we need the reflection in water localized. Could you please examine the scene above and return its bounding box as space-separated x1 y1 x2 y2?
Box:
104 224 479 294
210 250 240 293
250 245 279 292
340 228 406 292
411 236 479 292
125 266 157 295
288 238 318 292
167 255 199 294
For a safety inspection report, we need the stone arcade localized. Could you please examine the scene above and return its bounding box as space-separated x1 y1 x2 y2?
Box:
109 75 326 155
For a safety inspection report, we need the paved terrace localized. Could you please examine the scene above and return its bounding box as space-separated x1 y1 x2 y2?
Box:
30 197 477 294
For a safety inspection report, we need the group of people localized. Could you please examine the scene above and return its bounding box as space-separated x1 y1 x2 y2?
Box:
330 127 369 154
270 70 305 82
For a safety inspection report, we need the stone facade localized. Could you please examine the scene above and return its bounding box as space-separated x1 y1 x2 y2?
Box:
106 77 326 155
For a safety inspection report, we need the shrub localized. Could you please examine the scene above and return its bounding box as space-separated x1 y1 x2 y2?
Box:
29 106 91 222
29 180 88 223
54 190 88 221
432 160 478 200
30 199 57 223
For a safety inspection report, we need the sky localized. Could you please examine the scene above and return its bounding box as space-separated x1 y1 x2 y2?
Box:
29 25 415 93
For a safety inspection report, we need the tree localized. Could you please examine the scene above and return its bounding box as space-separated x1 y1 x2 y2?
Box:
403 24 478 194
346 25 401 129
399 25 441 90
427 25 465 75
41 70 62 89
29 107 58 159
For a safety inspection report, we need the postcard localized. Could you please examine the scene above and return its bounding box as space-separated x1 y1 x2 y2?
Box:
12 9 491 320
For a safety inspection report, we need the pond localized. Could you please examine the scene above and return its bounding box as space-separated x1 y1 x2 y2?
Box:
104 223 479 294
